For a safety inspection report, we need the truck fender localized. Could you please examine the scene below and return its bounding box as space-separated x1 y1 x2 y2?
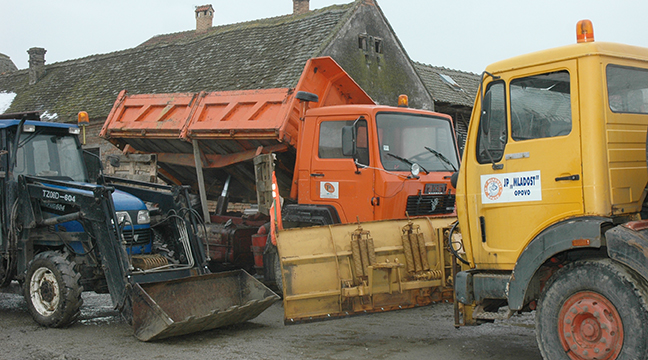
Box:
606 221 648 282
507 216 608 311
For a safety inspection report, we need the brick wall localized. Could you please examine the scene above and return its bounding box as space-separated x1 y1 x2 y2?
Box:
195 8 213 33
293 0 309 15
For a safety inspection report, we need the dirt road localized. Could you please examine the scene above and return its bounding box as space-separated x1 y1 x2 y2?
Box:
0 286 541 360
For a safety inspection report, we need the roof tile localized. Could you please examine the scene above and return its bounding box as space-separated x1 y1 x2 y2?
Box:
0 3 356 121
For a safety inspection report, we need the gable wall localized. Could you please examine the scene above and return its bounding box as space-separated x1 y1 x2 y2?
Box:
321 2 434 110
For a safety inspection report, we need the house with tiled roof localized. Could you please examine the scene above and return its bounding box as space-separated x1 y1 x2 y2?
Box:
0 0 478 154
414 62 480 153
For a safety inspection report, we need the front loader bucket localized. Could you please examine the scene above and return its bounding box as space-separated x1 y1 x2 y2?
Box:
131 270 279 341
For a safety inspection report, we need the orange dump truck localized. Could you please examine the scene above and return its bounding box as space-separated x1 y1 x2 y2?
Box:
100 57 460 286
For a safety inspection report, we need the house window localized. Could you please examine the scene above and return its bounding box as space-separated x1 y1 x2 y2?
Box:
358 34 368 51
374 38 383 54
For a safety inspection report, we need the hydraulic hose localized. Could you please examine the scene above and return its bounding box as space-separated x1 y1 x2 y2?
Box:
448 221 470 265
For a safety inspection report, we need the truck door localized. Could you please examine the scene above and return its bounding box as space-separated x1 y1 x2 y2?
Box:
465 61 583 268
308 117 376 222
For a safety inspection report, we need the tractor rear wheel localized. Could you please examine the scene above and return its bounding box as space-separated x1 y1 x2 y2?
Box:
24 251 83 328
536 259 648 360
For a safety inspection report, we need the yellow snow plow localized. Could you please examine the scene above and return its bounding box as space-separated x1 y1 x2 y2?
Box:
276 216 457 323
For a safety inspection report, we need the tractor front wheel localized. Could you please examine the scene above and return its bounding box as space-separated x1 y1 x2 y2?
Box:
24 251 83 328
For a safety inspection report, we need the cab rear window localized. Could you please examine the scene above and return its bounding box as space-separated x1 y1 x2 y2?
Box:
607 65 648 114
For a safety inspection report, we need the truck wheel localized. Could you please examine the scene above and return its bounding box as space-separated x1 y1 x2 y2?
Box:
23 251 83 328
536 259 648 360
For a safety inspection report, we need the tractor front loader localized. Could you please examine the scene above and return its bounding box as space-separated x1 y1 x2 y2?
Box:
0 113 278 341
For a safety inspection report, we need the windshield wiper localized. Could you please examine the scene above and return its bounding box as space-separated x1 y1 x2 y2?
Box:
387 153 429 174
424 147 457 172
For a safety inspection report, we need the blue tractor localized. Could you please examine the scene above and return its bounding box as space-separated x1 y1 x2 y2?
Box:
0 112 277 340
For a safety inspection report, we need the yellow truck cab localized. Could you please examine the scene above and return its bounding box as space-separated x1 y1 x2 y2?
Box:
455 21 648 359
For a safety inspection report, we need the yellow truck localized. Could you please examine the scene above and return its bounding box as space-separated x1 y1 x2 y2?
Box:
454 20 648 359
278 20 648 359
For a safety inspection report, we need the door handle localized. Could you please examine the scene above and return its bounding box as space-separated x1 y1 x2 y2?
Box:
555 174 580 181
371 197 380 206
310 173 324 177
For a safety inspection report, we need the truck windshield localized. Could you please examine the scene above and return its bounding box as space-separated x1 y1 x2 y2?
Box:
376 113 459 172
13 131 87 182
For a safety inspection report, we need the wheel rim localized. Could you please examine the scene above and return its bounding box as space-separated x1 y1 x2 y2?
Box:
29 267 60 316
558 291 623 360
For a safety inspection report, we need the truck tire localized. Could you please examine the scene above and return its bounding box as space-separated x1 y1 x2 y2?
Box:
536 259 648 360
23 251 83 328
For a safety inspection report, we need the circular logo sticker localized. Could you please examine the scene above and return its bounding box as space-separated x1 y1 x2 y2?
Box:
483 177 503 201
324 182 336 193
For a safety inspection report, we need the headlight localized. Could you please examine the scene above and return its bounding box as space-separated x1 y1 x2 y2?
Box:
116 211 132 225
411 163 421 177
137 210 150 225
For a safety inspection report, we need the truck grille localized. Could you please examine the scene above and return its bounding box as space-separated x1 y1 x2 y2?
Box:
122 228 151 245
406 194 455 216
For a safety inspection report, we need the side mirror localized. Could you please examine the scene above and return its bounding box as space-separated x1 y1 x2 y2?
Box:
341 125 356 157
450 171 459 189
295 91 319 103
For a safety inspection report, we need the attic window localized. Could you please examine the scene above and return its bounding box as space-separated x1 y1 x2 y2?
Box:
440 74 463 91
358 34 368 51
374 38 383 54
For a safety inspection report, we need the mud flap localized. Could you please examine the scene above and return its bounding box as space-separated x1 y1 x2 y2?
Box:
131 270 279 341
277 217 456 324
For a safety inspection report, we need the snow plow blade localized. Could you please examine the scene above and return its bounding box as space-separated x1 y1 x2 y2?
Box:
277 217 457 324
131 270 279 341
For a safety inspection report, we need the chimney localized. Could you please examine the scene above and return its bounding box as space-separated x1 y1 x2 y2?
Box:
293 0 310 15
195 5 214 33
27 47 46 85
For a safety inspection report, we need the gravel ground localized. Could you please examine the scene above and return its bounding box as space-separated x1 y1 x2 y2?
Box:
0 284 542 360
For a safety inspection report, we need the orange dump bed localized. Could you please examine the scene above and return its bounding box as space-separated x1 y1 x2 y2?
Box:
100 57 374 201
102 88 297 144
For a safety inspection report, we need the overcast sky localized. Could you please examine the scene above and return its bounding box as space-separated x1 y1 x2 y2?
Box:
2 0 648 74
